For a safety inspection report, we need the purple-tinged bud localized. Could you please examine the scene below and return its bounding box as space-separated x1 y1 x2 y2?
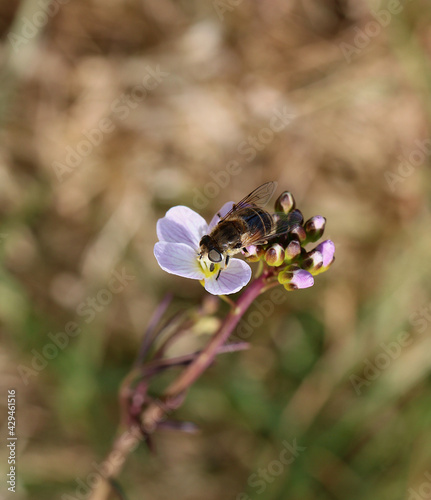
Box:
265 244 285 266
242 245 257 256
275 191 296 214
304 216 326 243
278 267 294 285
278 267 314 290
284 240 301 262
312 240 335 275
302 249 324 274
289 225 307 243
242 245 264 262
284 269 314 291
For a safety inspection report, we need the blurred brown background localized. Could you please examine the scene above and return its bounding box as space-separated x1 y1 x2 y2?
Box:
1 0 431 499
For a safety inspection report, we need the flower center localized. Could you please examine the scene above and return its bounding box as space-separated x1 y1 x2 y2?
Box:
198 255 222 279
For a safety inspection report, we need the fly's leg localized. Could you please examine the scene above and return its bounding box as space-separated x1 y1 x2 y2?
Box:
216 269 222 280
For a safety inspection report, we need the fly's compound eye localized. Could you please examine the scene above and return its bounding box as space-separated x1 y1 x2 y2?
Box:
208 249 222 263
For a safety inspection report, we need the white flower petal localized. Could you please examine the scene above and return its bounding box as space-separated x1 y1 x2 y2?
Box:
157 206 208 248
204 258 251 295
154 242 203 279
208 201 235 231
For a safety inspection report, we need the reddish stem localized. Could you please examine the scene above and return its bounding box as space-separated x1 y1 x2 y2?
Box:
88 271 270 500
140 272 269 428
166 272 267 395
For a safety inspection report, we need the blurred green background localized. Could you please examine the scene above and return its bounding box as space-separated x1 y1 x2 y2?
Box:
1 1 431 499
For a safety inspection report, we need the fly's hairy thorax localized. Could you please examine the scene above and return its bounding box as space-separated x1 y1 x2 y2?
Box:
210 219 245 253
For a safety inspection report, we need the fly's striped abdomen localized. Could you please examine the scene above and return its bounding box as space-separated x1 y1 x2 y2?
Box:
240 207 274 238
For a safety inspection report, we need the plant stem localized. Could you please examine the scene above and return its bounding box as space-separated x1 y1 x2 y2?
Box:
88 272 270 500
166 272 267 395
140 272 268 429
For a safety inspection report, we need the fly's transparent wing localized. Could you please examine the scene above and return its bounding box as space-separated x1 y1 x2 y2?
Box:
218 182 277 223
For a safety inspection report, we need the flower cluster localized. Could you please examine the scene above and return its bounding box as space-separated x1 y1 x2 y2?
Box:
154 190 334 295
242 191 335 291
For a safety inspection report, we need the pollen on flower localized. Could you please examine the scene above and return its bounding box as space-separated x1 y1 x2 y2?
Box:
198 256 222 279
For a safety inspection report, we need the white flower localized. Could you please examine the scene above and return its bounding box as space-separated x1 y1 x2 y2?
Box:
154 202 252 295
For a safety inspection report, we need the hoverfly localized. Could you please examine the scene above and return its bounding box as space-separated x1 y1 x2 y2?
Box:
199 181 301 280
